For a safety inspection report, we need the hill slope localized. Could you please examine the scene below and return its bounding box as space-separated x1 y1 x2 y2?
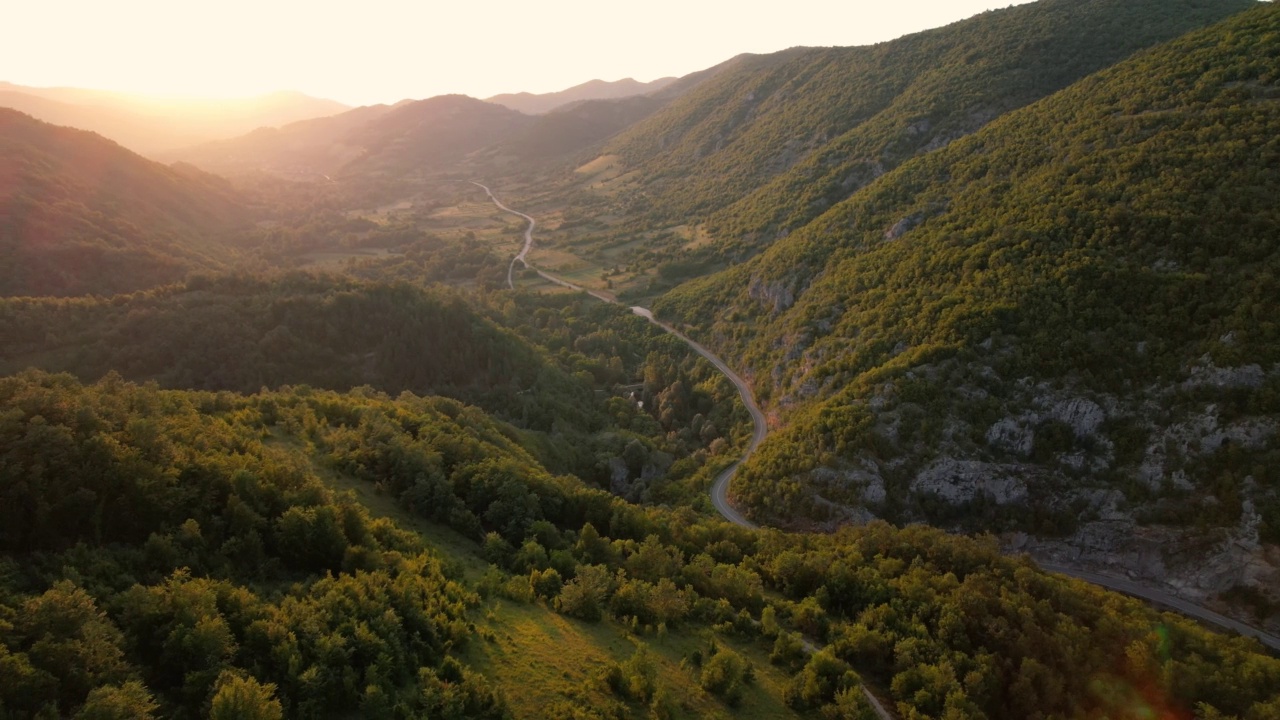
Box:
579 0 1254 256
340 95 534 177
0 82 348 154
655 3 1280 608
492 95 667 161
172 95 538 181
0 274 595 430
2 370 1278 719
160 102 400 178
0 109 248 297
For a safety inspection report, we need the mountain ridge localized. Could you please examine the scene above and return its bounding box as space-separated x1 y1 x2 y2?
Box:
486 76 678 115
0 108 249 296
565 0 1256 263
0 81 348 154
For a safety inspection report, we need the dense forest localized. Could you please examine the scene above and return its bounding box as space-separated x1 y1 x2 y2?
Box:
0 273 750 504
4 0 1280 718
655 2 1280 544
553 0 1252 266
2 372 1278 718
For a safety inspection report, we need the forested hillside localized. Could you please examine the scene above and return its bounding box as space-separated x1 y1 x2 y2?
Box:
340 95 533 177
171 91 670 183
0 274 592 429
655 2 1280 599
576 0 1252 258
7 1 1280 718
0 274 752 500
164 96 529 181
490 96 666 161
0 110 249 297
2 371 1278 719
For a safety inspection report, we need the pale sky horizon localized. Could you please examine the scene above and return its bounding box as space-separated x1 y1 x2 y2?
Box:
6 1 1036 107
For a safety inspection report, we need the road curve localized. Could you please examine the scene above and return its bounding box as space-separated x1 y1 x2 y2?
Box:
474 182 892 718
473 182 766 528
471 183 1279 713
471 182 536 290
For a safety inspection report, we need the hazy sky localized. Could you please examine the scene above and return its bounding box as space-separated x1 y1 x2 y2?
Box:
6 0 1035 106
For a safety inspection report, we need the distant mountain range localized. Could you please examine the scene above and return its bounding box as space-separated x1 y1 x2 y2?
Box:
0 82 348 155
485 77 677 114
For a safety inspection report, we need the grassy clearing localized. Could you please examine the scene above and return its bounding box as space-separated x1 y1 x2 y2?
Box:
297 247 403 270
295 437 800 719
468 600 802 719
575 154 623 178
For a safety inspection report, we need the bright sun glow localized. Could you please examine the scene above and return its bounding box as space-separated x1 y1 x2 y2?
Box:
6 0 1035 105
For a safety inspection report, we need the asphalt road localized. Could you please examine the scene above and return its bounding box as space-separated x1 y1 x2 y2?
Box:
472 182 1280 715
474 182 766 527
1040 563 1280 652
470 182 535 290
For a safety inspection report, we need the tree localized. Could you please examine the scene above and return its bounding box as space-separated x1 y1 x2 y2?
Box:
209 671 283 720
16 581 130 712
700 647 751 706
530 568 563 600
75 682 159 720
555 564 613 621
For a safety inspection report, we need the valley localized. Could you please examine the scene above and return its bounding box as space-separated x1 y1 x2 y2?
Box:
3 1 1280 718
477 182 1280 656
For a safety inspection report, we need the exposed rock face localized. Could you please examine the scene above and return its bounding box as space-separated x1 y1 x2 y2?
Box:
1018 500 1280 633
985 396 1105 456
1137 409 1277 490
747 274 795 312
884 212 924 241
986 417 1034 456
1183 359 1266 390
1050 398 1106 438
911 458 1029 505
779 351 1280 631
809 463 886 505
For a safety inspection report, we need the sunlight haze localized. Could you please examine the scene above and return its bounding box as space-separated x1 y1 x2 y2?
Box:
8 0 1035 105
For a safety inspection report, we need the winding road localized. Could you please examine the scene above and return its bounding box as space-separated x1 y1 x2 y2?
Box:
474 179 888 715
473 182 766 529
473 183 1277 716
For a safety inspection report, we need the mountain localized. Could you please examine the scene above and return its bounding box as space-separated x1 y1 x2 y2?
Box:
0 109 248 297
0 83 348 155
170 95 537 180
573 0 1255 259
489 95 667 161
654 2 1280 593
171 91 670 182
340 95 534 177
486 77 677 115
158 102 401 179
